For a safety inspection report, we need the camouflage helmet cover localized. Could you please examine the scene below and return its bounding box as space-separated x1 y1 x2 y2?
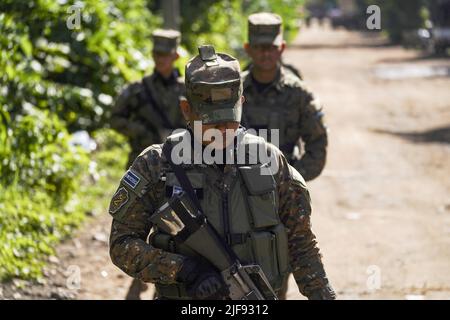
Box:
185 45 242 124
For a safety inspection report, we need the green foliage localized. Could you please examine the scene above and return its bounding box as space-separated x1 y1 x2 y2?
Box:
0 127 128 281
0 187 85 280
0 0 309 282
243 0 305 43
179 0 244 56
0 0 158 131
1 106 89 205
179 0 305 59
0 0 148 280
0 104 89 280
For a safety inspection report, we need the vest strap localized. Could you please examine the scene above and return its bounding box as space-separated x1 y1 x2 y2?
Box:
226 233 248 246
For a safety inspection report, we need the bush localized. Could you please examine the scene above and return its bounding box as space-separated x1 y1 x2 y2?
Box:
0 104 90 280
0 0 148 280
0 0 158 132
1 106 89 205
0 123 128 281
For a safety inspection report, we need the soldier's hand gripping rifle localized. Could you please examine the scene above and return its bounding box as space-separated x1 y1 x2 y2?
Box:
150 191 278 300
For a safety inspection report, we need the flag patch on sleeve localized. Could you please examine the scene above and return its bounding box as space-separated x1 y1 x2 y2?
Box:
123 170 141 189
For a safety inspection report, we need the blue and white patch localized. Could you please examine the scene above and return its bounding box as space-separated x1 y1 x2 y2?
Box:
123 170 141 189
172 185 183 196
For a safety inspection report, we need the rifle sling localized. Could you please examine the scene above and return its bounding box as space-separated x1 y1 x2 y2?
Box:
162 141 239 261
142 78 174 130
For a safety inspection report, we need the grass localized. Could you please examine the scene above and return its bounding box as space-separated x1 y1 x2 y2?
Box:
0 129 129 282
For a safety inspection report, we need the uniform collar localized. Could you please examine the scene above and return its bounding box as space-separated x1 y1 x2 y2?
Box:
245 63 286 93
152 68 180 86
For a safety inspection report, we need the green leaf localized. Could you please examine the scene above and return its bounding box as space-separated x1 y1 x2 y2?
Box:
19 35 32 57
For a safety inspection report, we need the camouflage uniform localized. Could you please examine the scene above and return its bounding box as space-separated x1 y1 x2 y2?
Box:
108 45 335 300
242 13 328 182
111 29 186 167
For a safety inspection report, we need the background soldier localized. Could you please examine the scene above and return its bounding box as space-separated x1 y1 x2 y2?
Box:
242 12 328 182
111 28 186 168
108 45 335 300
110 28 185 299
241 12 329 299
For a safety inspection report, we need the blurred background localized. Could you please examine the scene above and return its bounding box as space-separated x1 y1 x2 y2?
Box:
0 0 449 299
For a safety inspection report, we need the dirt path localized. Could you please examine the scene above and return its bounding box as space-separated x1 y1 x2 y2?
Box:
5 23 449 300
283 22 450 299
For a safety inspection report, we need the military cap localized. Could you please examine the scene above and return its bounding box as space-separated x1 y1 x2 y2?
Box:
152 28 181 53
248 12 283 46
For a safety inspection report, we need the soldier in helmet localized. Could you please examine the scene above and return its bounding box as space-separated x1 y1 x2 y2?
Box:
242 12 328 182
241 12 329 299
108 45 335 300
111 28 186 168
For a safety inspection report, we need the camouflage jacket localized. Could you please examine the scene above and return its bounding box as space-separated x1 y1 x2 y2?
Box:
241 65 327 181
110 70 186 166
108 130 335 299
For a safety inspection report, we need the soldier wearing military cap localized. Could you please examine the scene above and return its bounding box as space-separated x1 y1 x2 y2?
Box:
242 12 328 182
242 12 329 299
244 12 304 79
111 28 186 169
110 28 185 299
108 45 335 300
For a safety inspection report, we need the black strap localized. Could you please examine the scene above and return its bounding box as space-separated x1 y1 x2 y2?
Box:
226 233 248 246
162 140 241 262
162 142 204 215
141 78 174 130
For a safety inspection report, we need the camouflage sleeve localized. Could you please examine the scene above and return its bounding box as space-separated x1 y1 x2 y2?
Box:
294 84 328 181
108 145 187 284
274 149 335 299
110 83 147 138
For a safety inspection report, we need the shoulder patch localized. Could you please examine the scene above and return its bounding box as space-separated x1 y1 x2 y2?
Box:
109 187 129 214
123 170 141 189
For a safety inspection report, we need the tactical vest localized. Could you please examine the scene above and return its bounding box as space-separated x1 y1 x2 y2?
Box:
132 72 185 149
241 68 302 157
150 130 289 299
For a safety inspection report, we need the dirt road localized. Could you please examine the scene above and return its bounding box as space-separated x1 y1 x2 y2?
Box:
283 23 450 299
5 23 449 300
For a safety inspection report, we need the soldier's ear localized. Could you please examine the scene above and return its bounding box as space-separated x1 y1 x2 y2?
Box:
244 43 250 55
241 95 245 104
280 41 286 54
179 99 192 121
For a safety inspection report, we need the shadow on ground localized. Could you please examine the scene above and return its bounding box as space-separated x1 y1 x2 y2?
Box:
373 125 450 144
377 53 450 64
